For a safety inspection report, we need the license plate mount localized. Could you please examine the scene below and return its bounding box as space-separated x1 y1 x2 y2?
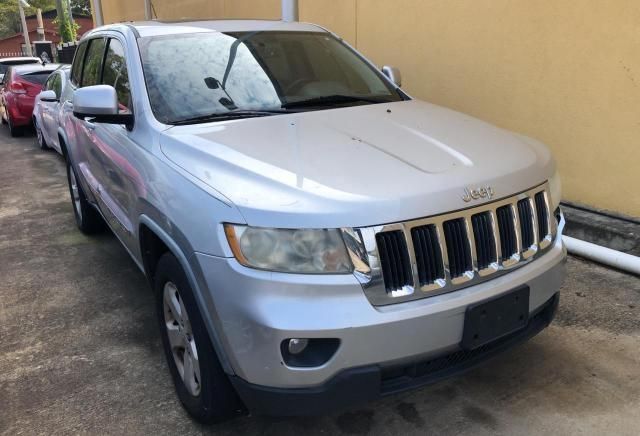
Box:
461 286 530 350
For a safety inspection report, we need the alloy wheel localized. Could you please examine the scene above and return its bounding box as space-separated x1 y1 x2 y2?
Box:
36 123 44 148
36 124 45 148
163 281 201 397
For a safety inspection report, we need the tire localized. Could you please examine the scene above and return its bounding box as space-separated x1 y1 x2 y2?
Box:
155 252 240 424
65 157 104 234
35 118 49 150
7 114 23 137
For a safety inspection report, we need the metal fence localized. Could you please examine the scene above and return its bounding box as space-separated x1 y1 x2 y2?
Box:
56 42 78 64
0 51 27 57
1 42 77 64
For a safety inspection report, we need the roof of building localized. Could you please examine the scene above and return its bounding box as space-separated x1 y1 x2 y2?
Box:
0 29 57 43
92 19 327 38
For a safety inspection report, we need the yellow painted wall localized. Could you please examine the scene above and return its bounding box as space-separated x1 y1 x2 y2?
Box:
223 0 281 19
299 0 357 46
152 0 224 19
99 1 640 217
101 0 280 23
101 0 145 21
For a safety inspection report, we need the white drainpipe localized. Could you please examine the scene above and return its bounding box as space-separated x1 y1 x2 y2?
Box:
282 0 299 22
563 236 640 276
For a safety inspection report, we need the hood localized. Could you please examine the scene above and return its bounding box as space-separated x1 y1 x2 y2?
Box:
160 100 554 228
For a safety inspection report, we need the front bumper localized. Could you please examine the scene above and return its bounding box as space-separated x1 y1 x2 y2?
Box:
230 292 559 416
194 233 566 391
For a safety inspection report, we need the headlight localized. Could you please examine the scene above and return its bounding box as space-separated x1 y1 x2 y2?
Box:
224 224 353 274
548 169 562 210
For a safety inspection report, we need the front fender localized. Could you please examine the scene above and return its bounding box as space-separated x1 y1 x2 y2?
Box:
138 214 235 375
57 126 69 158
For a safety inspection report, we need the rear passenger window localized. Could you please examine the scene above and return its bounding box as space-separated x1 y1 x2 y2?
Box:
81 38 107 87
102 39 132 113
71 42 87 86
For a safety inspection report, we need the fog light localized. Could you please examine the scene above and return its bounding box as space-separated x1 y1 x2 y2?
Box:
287 338 309 355
281 338 340 367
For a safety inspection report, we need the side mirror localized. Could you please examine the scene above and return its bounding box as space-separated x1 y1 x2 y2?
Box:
73 85 133 126
382 65 402 87
40 90 58 102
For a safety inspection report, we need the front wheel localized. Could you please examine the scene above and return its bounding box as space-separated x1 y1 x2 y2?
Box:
155 253 240 423
65 158 103 233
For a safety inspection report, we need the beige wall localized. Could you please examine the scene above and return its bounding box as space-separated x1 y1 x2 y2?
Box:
99 1 640 217
101 0 281 22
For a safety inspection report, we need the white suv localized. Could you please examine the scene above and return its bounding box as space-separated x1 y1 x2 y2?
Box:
59 20 566 423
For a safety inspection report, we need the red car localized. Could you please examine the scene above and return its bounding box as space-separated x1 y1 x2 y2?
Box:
1 63 60 136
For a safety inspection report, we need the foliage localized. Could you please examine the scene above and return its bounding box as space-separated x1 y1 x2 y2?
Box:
53 1 79 42
0 0 55 37
0 0 86 40
71 0 89 15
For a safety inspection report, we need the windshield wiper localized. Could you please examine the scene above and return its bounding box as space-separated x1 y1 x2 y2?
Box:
282 94 391 109
170 109 289 126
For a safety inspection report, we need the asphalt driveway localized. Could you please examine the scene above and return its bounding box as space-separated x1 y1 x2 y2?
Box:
0 127 639 435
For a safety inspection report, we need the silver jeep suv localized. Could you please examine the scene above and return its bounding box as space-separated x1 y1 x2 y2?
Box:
60 20 566 422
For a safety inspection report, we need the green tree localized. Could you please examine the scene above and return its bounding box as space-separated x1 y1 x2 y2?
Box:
71 0 89 15
0 0 56 38
0 0 84 41
54 0 79 42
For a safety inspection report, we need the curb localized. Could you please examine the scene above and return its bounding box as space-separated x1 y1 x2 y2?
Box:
561 203 640 257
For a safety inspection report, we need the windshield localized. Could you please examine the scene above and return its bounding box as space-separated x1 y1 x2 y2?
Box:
138 31 403 124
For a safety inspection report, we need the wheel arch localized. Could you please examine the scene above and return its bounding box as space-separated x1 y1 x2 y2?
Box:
138 215 235 375
57 127 69 160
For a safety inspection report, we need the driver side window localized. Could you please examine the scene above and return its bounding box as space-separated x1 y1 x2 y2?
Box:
102 38 132 114
81 38 107 87
70 42 87 86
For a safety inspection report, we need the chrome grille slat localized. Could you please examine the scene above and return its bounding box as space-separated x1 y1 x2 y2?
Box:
375 230 412 293
496 205 517 262
411 225 444 287
490 209 503 263
535 191 549 241
354 182 558 306
518 199 534 249
443 218 473 279
472 212 496 270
